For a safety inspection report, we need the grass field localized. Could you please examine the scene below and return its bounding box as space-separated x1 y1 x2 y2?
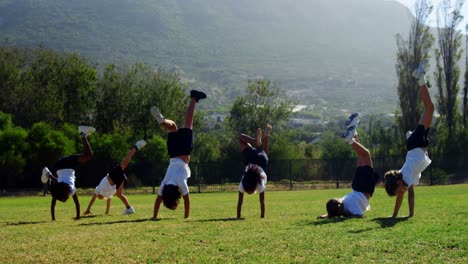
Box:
1 185 467 263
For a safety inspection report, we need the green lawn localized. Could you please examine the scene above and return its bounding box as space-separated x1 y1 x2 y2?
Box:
1 185 467 263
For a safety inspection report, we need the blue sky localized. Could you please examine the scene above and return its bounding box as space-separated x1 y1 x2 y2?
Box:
393 0 468 31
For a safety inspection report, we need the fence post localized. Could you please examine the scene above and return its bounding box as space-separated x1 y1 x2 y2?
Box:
429 154 433 186
197 162 201 193
336 160 340 189
289 159 293 190
152 168 155 194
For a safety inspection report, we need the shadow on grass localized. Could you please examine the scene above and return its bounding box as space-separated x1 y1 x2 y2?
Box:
78 218 152 226
6 221 48 226
309 217 349 225
348 227 375 234
81 215 97 219
193 217 241 223
372 217 409 228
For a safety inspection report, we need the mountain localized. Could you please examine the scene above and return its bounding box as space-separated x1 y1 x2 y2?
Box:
0 0 413 115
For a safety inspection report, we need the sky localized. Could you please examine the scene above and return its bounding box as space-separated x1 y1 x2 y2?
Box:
393 0 468 31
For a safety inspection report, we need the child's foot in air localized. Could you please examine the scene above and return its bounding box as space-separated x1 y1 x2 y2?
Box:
150 106 165 124
256 128 262 147
190 90 207 102
264 124 272 137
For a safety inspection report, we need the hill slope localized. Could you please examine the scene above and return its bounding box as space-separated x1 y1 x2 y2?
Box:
0 0 413 113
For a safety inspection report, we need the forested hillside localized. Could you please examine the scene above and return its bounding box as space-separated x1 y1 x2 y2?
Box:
0 0 412 112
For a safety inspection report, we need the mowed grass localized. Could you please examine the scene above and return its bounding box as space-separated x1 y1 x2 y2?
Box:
0 185 467 263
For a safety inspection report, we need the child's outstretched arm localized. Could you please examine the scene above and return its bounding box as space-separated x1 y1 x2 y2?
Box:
237 192 244 219
51 197 57 221
153 195 163 219
408 186 415 217
183 194 190 219
392 190 405 218
72 194 80 220
84 194 97 215
106 198 112 215
259 191 265 218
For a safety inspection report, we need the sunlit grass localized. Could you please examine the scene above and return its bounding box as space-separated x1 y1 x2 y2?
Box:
1 185 467 263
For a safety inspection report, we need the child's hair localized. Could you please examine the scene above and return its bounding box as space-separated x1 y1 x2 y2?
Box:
162 184 181 210
326 198 343 218
50 181 71 202
384 170 403 196
242 167 264 194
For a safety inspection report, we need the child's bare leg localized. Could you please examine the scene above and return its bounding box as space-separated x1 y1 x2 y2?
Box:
418 83 434 129
183 98 197 129
413 59 434 129
120 148 137 171
239 133 259 151
263 124 272 154
78 136 93 163
151 106 178 132
182 90 206 129
351 140 372 167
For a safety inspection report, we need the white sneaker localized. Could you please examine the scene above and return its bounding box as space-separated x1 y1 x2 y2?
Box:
412 58 429 79
78 126 96 137
134 140 147 150
150 106 165 124
345 113 360 128
41 167 51 184
124 206 135 214
342 125 357 144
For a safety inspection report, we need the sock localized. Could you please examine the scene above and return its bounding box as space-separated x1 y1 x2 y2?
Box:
418 75 426 86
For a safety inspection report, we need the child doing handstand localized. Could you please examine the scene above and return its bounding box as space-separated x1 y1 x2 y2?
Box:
237 124 272 219
151 90 206 219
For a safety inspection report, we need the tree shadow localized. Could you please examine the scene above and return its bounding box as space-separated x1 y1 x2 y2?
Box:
372 217 409 228
193 217 242 223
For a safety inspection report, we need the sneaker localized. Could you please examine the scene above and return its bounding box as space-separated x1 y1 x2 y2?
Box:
406 130 413 140
412 58 429 79
345 113 360 128
190 90 207 102
134 139 147 150
124 206 135 214
78 126 96 137
342 125 357 144
41 167 51 184
150 106 165 124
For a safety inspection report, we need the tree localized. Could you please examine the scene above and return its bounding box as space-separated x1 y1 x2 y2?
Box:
0 126 29 189
0 46 24 116
395 0 434 135
434 0 464 137
94 63 187 139
227 79 295 135
0 47 97 127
